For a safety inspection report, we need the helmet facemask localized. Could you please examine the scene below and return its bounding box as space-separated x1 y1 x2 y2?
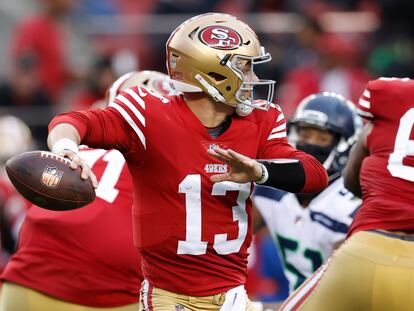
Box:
227 47 275 111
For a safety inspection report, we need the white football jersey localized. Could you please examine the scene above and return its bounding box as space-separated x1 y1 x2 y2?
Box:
253 177 361 292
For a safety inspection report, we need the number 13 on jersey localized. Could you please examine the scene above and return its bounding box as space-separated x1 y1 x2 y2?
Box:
177 174 251 256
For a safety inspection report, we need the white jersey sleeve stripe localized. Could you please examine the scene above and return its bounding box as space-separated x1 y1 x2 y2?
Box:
359 98 371 109
271 123 287 133
268 132 287 140
109 103 146 149
362 90 371 98
125 88 146 110
276 112 285 122
356 108 373 118
116 94 146 127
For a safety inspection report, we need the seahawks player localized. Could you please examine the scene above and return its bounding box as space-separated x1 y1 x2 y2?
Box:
253 92 362 293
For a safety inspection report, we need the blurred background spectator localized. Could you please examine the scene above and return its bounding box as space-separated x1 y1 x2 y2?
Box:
0 53 52 147
277 32 372 117
0 0 413 303
69 56 117 110
9 0 93 102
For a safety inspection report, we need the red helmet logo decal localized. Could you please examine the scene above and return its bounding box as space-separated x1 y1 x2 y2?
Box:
199 26 242 50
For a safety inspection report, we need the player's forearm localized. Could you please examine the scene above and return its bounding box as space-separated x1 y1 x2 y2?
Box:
255 160 305 192
343 123 371 198
299 155 329 192
47 123 81 152
259 142 329 193
256 157 328 193
343 144 363 197
48 109 132 153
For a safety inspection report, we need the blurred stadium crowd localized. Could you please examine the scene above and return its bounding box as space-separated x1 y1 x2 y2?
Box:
0 0 413 305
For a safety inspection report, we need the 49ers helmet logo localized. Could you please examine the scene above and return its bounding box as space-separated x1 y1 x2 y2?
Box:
199 26 242 50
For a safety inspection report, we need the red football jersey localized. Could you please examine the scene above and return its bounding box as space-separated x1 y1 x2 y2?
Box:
0 175 29 273
49 87 327 296
349 78 414 235
1 149 142 307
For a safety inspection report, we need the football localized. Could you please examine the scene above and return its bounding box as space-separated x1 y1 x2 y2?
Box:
5 151 96 211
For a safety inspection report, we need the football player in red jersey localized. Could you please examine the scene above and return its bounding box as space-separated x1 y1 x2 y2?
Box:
0 71 174 311
0 116 33 274
279 77 414 311
47 13 328 311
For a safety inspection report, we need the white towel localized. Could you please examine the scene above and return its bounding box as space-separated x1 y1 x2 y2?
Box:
219 285 247 311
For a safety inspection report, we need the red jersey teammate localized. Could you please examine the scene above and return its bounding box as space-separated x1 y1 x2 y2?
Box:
280 77 414 311
0 71 173 311
0 116 33 273
47 14 328 311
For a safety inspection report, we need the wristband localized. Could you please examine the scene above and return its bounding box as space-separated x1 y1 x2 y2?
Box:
254 163 269 184
51 138 79 154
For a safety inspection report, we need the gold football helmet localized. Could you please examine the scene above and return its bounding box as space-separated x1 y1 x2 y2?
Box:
107 70 176 104
166 13 275 111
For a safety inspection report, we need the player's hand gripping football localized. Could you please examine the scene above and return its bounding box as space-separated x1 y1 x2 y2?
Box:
59 149 98 189
207 148 262 183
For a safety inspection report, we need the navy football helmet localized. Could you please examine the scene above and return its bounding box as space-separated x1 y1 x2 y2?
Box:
289 92 363 179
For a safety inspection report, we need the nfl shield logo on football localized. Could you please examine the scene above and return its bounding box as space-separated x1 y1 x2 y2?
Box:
41 166 64 188
175 304 185 311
